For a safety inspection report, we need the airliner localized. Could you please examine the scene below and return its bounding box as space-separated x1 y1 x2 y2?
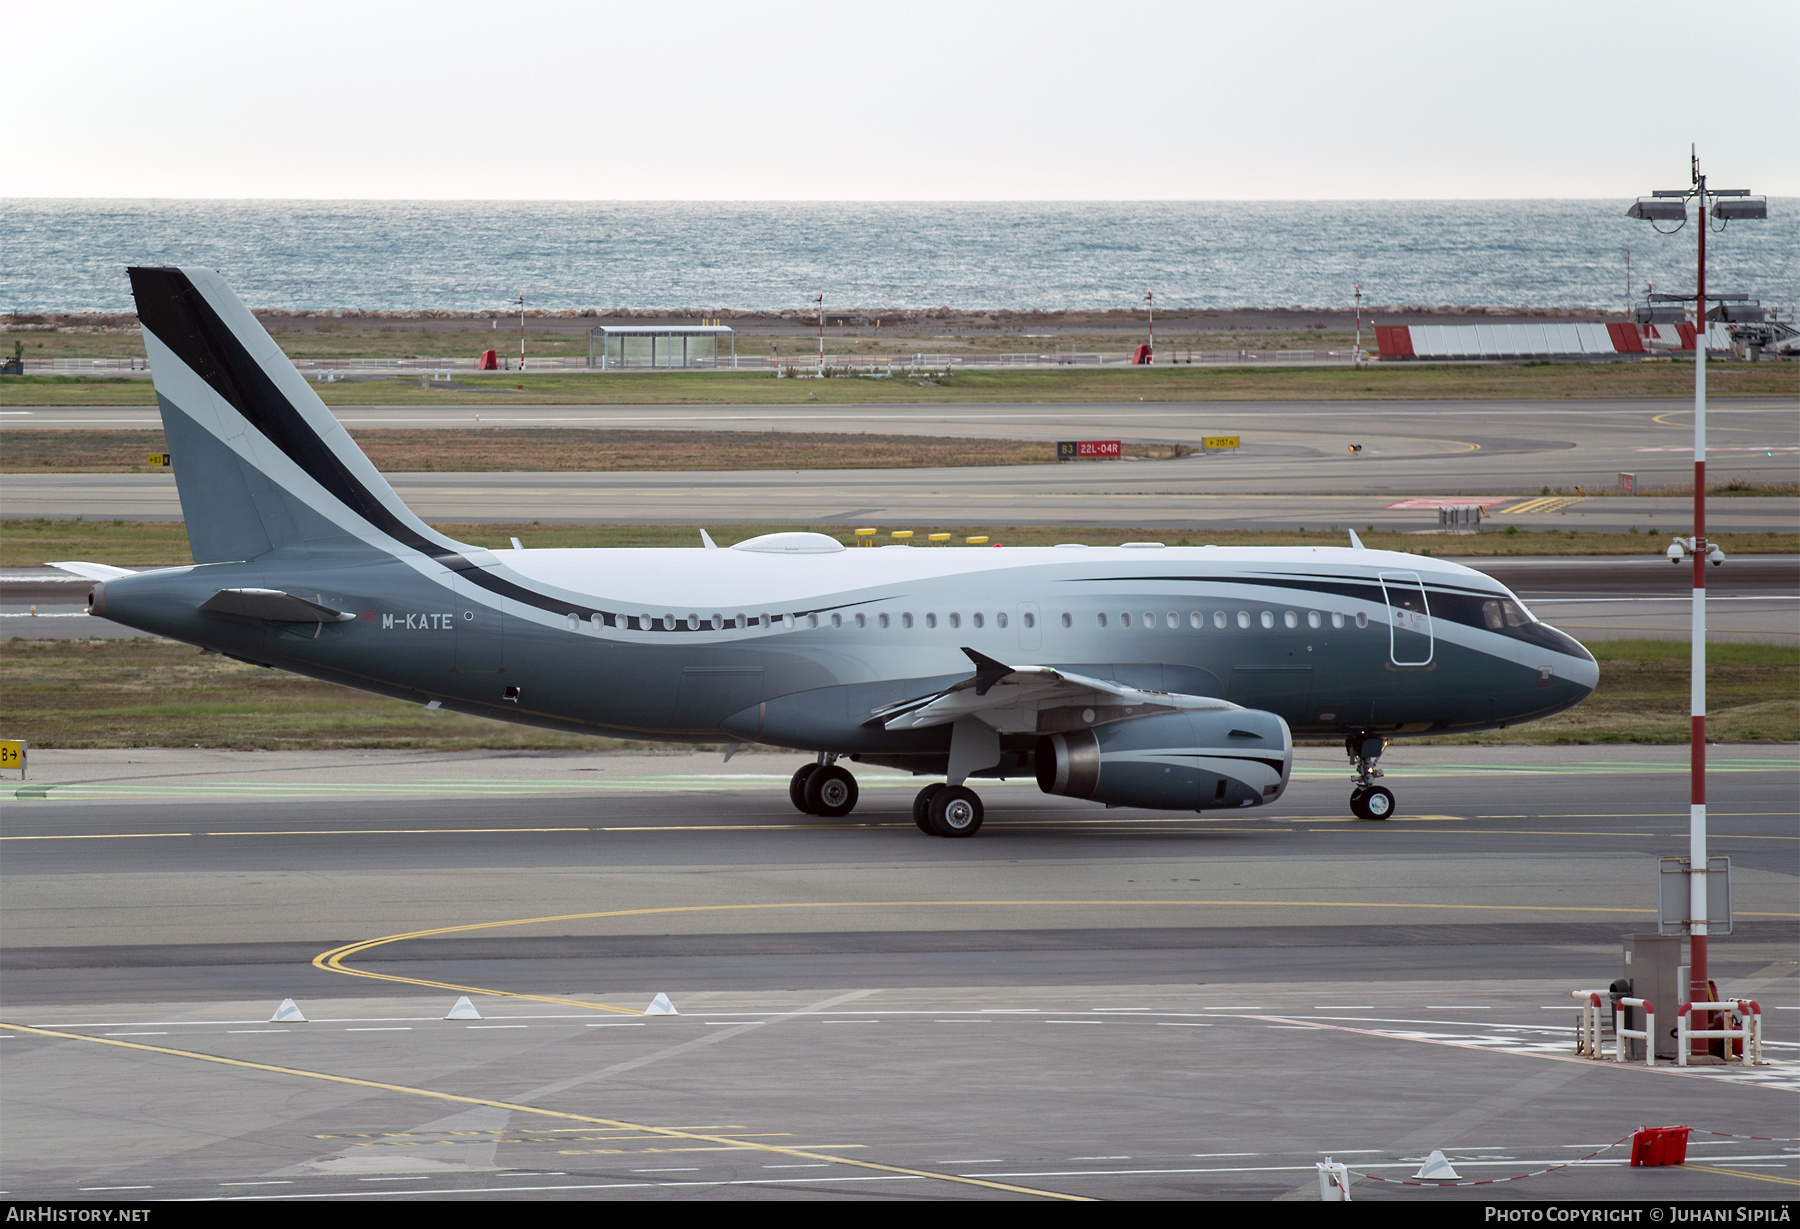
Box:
58 268 1599 837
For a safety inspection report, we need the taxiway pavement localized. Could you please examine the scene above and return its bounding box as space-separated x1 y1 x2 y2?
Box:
2 746 1794 1200
5 399 1796 533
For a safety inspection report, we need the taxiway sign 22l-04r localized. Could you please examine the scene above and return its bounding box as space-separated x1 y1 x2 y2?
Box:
59 267 1599 836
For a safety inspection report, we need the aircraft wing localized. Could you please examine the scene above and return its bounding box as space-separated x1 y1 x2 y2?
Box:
871 648 1238 735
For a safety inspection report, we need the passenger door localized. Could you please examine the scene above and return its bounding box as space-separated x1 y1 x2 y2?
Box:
1378 571 1433 666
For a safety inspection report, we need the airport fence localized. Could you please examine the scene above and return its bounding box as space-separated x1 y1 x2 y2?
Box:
17 349 1364 377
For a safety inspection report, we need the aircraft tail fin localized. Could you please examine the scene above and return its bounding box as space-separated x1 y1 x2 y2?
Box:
128 267 468 565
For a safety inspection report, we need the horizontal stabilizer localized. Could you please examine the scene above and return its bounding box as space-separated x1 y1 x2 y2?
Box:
200 588 356 623
46 561 136 581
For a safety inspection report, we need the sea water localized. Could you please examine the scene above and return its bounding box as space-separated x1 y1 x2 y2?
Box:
4 199 1794 314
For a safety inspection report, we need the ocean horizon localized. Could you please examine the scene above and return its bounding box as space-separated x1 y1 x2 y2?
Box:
5 198 1794 315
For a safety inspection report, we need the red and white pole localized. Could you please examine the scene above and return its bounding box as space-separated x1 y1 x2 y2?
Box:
1688 171 1709 1022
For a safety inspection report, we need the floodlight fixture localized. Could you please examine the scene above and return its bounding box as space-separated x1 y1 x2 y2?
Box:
1634 306 1688 324
1627 199 1687 221
1712 198 1767 221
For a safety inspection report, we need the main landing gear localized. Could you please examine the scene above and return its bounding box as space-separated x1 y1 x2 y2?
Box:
788 757 985 836
1346 734 1396 820
788 755 859 818
911 782 984 838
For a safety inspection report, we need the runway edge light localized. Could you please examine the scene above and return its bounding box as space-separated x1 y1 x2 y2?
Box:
644 993 679 1016
269 998 307 1023
445 996 482 1020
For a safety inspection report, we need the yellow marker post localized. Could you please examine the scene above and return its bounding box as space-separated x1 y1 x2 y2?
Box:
0 739 25 780
146 452 171 467
927 533 952 546
889 530 914 541
1202 436 1239 452
854 528 878 547
965 536 988 546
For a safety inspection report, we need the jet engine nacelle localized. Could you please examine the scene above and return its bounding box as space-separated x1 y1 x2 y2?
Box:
1035 709 1292 811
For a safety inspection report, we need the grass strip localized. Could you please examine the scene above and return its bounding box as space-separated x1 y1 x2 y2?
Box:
4 361 1795 406
5 518 1797 569
0 429 1194 473
3 638 1792 751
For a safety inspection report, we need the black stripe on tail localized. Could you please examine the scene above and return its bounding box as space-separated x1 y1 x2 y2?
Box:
130 266 444 558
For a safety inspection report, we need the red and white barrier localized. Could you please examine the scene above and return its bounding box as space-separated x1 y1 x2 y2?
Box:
1374 320 1734 359
1677 1000 1763 1066
1571 989 1606 1058
1614 996 1656 1067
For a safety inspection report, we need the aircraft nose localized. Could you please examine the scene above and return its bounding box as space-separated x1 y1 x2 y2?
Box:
1559 632 1599 694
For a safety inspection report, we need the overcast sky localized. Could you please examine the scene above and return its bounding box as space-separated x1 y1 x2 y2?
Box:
7 0 1794 200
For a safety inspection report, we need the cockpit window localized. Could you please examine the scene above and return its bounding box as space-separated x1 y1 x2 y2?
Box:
1436 589 1589 659
1480 598 1532 630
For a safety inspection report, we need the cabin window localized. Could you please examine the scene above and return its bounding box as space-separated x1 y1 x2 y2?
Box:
1096 612 1107 628
1213 611 1227 629
854 612 866 628
1331 611 1345 629
1058 612 1069 628
997 611 1009 629
1283 611 1298 629
925 613 937 629
901 612 914 629
1260 611 1274 629
1019 612 1031 629
1166 612 1178 629
687 613 701 630
1143 612 1156 630
1307 611 1321 629
784 613 795 629
1236 611 1250 629
949 613 962 629
878 612 890 629
807 613 819 629
591 613 605 630
663 614 676 630
711 613 724 630
567 612 580 630
972 613 985 629
831 613 843 629
1120 612 1132 628
1355 611 1368 629
1189 611 1203 629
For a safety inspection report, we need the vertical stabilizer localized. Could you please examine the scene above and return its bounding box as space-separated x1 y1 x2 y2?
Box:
129 267 470 564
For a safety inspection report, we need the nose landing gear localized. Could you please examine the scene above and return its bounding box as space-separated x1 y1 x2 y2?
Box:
1346 734 1396 820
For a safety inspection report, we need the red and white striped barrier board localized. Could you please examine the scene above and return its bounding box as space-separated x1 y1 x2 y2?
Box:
1374 321 1737 359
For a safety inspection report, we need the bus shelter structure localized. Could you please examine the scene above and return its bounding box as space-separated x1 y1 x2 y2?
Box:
589 325 735 369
